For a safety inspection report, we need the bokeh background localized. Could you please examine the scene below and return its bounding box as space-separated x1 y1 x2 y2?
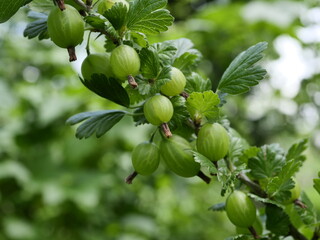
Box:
0 0 319 239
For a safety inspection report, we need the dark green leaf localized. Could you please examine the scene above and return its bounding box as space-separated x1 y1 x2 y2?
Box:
127 0 174 34
218 42 268 95
132 107 148 126
168 96 189 130
0 0 30 23
186 90 220 121
140 47 160 79
81 74 130 107
23 11 49 40
248 144 285 179
103 2 127 30
185 72 212 94
266 205 290 235
67 110 126 139
208 202 225 212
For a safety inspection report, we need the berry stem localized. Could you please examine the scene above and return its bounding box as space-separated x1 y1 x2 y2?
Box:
180 91 189 99
294 199 307 209
248 226 260 239
197 171 211 184
125 171 138 184
67 47 77 62
55 0 66 10
128 75 138 88
161 123 172 138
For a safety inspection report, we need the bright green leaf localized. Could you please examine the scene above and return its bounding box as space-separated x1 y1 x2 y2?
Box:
186 90 220 121
151 41 177 65
127 0 174 35
314 178 320 196
218 42 268 95
173 50 201 74
185 72 212 94
103 3 127 30
267 177 294 201
191 151 217 175
248 144 285 179
293 192 317 225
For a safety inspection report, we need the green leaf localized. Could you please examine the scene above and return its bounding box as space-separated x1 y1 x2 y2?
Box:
239 147 260 164
191 151 217 176
151 41 177 65
186 90 220 121
217 42 268 95
173 50 202 74
293 192 317 225
81 74 130 107
168 96 189 130
266 140 308 200
226 235 255 240
127 0 174 35
247 193 283 208
131 31 148 48
85 15 119 41
286 139 308 162
248 144 286 179
185 72 212 94
103 3 127 30
266 205 290 235
139 47 160 79
29 0 53 13
23 11 49 40
132 107 148 126
208 202 225 212
136 66 171 96
314 178 320 196
0 0 31 23
67 110 126 139
267 177 294 201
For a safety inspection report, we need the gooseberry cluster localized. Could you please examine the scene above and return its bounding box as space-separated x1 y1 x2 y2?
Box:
20 0 318 239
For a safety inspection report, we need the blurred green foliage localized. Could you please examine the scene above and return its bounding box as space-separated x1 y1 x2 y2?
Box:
0 0 319 239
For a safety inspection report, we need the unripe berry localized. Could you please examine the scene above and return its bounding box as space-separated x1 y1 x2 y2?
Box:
196 123 230 162
225 191 257 228
131 142 160 176
143 95 173 126
160 135 200 177
47 4 85 61
110 45 140 82
81 53 113 80
161 67 186 96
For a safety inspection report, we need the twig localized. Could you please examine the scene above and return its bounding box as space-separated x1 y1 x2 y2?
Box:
238 173 267 198
289 224 308 240
197 171 211 184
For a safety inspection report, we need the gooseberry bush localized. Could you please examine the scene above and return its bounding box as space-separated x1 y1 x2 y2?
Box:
1 0 320 239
